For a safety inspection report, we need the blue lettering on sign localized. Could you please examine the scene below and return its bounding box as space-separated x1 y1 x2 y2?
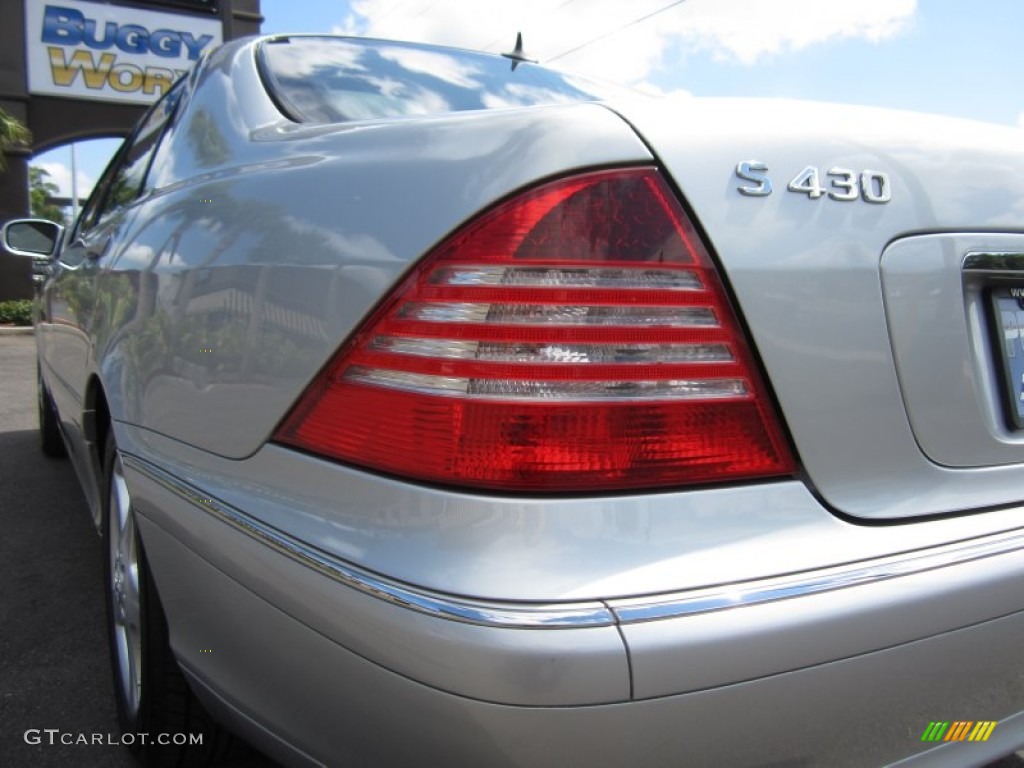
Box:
150 30 182 58
118 25 150 55
42 5 213 60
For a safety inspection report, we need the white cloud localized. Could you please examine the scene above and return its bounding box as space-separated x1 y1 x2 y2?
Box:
631 81 694 100
336 0 916 85
666 0 917 65
1018 112 1024 129
34 161 94 200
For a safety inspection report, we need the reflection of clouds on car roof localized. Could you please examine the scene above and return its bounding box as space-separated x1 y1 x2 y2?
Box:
260 35 612 124
378 46 483 89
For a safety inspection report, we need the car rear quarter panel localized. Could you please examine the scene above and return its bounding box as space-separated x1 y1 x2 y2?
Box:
102 42 655 459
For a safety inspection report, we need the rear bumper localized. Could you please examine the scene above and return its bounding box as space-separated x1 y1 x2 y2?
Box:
181 599 1024 768
122 447 1024 766
614 529 1024 700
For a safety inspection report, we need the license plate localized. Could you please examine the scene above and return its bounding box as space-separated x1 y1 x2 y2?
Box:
990 287 1024 429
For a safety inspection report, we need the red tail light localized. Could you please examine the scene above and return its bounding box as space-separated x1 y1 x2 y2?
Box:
275 168 795 491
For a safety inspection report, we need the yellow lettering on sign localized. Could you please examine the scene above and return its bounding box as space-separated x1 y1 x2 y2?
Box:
47 46 114 89
46 47 186 98
109 63 144 93
143 68 176 97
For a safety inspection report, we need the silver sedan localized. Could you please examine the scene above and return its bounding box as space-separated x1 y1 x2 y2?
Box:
5 33 1024 767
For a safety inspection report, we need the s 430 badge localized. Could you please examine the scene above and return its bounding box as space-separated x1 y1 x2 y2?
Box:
736 162 891 203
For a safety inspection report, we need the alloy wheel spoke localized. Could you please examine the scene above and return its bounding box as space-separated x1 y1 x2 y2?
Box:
109 453 143 718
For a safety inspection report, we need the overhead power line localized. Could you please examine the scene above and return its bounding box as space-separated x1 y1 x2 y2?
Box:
373 0 419 26
475 0 583 53
408 0 444 22
546 0 690 63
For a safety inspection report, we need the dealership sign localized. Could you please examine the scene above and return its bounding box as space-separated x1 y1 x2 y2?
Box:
25 1 222 105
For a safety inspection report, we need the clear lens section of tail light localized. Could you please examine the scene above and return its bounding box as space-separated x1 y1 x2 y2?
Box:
275 168 795 491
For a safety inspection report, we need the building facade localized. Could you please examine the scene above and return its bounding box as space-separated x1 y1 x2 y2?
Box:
1 0 263 300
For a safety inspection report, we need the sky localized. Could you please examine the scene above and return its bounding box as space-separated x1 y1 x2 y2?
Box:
33 0 1024 208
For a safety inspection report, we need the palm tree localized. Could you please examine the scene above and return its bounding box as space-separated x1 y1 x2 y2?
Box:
0 107 31 172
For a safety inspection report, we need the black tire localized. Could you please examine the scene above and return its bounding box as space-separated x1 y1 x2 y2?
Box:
101 431 229 767
37 366 66 458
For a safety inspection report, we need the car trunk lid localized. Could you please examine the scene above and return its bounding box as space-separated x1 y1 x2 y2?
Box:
609 95 1024 519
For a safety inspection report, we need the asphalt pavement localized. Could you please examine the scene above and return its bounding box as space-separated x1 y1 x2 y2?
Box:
0 334 273 767
1 331 1022 768
0 334 135 766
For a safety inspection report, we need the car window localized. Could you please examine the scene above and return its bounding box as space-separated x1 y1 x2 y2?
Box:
100 83 184 219
258 36 624 124
71 145 125 243
72 80 185 240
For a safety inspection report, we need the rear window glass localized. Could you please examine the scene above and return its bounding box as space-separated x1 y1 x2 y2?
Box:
258 36 617 124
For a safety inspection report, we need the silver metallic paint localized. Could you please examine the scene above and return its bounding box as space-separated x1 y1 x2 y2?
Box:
620 533 1024 698
26 34 1024 766
128 468 631 707
124 447 1024 632
116 421 1024 604
136 505 1024 767
121 452 616 629
882 234 1024 468
612 96 1024 518
98 42 654 460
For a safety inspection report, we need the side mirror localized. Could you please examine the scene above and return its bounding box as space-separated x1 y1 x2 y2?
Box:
2 219 64 259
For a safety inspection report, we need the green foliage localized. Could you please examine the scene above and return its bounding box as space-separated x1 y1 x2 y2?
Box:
29 166 67 225
0 300 33 326
0 108 31 172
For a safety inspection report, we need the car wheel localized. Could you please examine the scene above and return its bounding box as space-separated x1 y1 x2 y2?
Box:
37 366 65 458
102 431 228 766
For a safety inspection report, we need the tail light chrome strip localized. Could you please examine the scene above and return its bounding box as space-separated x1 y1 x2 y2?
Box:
343 366 749 401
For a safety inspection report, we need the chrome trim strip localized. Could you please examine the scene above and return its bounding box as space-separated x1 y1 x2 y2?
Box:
431 265 703 291
962 252 1024 272
399 302 719 327
121 454 614 629
122 454 1024 630
343 366 748 401
369 336 734 364
609 528 1024 624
